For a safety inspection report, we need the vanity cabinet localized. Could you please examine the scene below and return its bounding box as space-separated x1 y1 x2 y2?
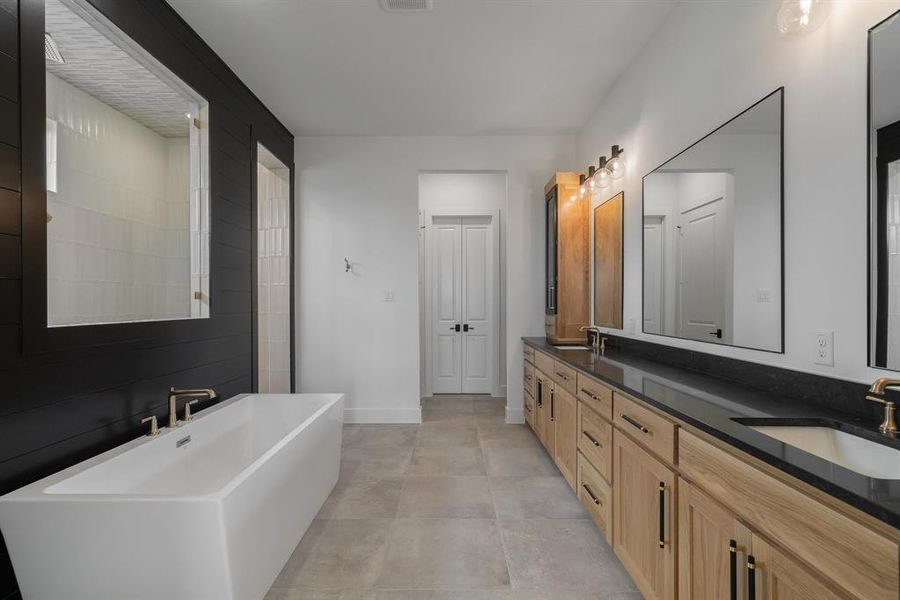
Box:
522 342 900 600
544 173 590 343
612 431 676 600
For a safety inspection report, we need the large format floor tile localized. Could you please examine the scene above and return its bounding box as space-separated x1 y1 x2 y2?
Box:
267 395 638 598
376 519 510 590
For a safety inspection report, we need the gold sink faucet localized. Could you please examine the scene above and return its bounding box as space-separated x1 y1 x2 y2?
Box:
168 388 216 428
865 378 899 434
579 326 607 354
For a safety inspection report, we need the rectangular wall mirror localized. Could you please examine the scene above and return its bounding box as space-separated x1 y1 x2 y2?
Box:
642 88 783 352
869 10 900 369
594 191 623 329
44 0 210 327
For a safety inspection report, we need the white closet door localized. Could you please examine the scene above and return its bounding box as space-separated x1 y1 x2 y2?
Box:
678 197 729 343
432 218 463 393
461 216 493 394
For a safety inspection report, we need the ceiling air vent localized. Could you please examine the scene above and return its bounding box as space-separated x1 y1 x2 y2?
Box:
44 33 66 64
379 0 432 12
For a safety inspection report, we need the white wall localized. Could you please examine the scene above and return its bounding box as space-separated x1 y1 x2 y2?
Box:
418 172 508 398
295 136 574 423
577 0 900 382
46 73 192 326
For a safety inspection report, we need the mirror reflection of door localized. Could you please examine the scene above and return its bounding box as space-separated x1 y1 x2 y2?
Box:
676 174 733 344
256 144 291 393
430 215 495 394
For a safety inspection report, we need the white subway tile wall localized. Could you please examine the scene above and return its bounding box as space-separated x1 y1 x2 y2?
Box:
257 151 291 393
45 73 207 326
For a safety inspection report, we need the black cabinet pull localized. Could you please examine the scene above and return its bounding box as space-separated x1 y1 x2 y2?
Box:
582 483 602 506
658 482 666 548
729 540 738 600
582 430 601 447
580 387 598 400
550 389 555 421
555 371 569 381
747 555 757 600
621 413 650 434
536 381 543 408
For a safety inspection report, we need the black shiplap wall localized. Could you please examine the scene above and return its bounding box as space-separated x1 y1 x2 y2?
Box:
0 1 293 596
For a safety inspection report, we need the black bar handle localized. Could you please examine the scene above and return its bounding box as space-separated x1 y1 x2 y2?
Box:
729 540 738 600
536 380 543 408
582 430 601 447
582 483 602 505
658 481 665 548
580 387 598 400
621 413 650 434
747 555 756 600
550 389 555 421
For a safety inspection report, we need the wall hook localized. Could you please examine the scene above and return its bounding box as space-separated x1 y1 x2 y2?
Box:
344 258 352 273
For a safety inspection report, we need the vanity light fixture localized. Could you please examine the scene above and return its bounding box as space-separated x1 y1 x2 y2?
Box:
579 146 622 196
607 145 625 180
777 0 830 37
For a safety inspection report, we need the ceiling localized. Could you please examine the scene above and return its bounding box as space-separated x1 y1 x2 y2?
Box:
47 0 201 138
165 0 677 137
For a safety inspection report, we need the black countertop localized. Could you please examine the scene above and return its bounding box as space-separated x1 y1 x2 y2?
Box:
523 337 900 529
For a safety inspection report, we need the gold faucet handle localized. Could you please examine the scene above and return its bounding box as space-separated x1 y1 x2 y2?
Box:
140 415 159 436
184 399 200 422
866 394 893 406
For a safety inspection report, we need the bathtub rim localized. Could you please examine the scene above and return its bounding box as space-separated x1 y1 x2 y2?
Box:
0 392 344 503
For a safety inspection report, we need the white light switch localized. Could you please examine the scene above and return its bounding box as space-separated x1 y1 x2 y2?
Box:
813 330 834 367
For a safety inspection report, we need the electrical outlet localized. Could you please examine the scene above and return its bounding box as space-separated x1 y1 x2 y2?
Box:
757 289 771 303
813 330 834 366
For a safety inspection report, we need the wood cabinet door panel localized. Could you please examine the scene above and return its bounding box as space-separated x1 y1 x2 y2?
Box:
553 385 577 488
613 431 676 600
578 452 612 542
750 536 847 600
679 478 751 600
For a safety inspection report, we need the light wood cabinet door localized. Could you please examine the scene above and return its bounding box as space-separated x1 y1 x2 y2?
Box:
552 385 577 489
749 536 847 600
679 479 752 600
613 431 676 600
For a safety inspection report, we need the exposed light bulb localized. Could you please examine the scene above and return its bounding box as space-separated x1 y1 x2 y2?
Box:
596 168 611 188
777 0 829 36
607 145 625 181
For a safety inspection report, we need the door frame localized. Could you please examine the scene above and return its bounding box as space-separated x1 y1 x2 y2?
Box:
250 135 296 393
422 209 501 398
642 215 666 335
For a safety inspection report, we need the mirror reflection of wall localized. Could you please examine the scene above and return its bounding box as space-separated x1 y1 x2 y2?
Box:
642 89 783 352
870 11 900 369
256 144 291 393
594 192 623 329
44 0 209 327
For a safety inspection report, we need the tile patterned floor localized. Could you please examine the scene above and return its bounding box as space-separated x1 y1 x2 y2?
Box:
266 396 641 600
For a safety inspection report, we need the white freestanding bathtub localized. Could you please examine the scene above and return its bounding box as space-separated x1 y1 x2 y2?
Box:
0 393 344 600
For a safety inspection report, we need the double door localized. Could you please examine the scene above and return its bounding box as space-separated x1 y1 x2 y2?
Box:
431 215 495 394
679 480 844 600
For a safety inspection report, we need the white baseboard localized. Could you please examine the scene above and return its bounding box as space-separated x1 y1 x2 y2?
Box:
343 407 422 424
505 406 525 424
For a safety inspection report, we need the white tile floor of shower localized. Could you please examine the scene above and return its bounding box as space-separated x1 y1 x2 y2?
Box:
265 396 641 600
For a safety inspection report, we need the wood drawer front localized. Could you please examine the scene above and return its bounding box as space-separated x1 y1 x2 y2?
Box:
535 350 555 376
552 360 577 395
523 361 535 397
576 372 613 421
680 430 900 600
577 402 612 482
524 389 535 427
613 392 676 465
577 452 612 541
523 344 535 364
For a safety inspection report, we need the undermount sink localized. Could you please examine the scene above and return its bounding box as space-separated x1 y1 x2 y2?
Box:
739 420 900 480
552 344 592 350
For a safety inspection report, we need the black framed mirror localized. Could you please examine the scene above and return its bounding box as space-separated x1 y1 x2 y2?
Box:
642 88 784 353
869 9 900 370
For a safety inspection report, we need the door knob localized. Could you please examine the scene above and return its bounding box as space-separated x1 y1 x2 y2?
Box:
453 324 461 332
709 328 723 339
463 324 474 332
